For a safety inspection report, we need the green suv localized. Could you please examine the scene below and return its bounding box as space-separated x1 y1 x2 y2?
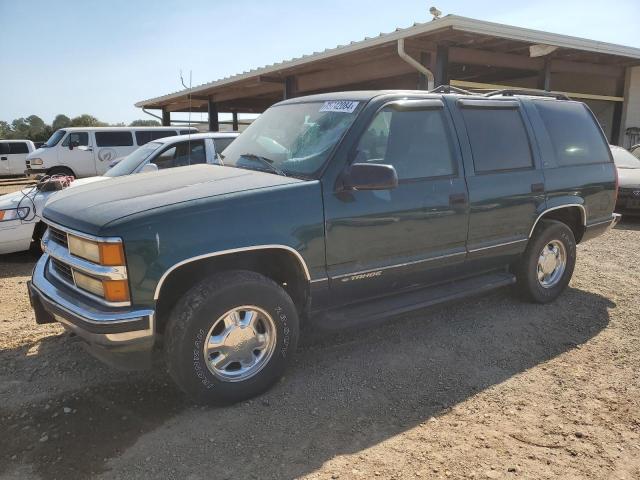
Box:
28 90 620 403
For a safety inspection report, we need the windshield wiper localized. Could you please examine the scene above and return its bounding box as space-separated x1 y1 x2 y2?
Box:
239 153 287 177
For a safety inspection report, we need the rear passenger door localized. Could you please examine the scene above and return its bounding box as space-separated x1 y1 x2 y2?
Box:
6 142 30 174
151 140 207 169
324 99 469 306
448 98 546 264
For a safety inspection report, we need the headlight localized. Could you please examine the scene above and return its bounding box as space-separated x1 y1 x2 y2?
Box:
73 270 130 303
0 207 29 222
30 158 43 166
67 235 125 266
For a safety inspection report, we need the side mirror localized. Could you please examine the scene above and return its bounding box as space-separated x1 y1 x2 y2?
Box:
68 140 79 150
140 162 159 173
342 163 398 191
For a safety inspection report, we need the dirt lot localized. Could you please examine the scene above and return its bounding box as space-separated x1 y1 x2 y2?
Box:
0 219 639 480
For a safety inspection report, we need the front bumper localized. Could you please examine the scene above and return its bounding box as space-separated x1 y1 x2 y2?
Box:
28 253 156 369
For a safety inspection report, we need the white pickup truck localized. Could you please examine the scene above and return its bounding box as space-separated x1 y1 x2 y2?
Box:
0 140 36 176
0 132 237 254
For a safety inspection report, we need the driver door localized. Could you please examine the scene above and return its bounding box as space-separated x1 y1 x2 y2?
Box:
61 132 95 177
323 101 469 307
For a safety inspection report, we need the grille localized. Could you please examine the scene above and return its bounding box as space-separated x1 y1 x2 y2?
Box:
48 226 68 248
51 258 74 285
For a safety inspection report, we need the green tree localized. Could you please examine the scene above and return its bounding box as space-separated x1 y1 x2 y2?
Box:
129 119 160 127
52 114 71 131
70 114 106 127
0 121 12 139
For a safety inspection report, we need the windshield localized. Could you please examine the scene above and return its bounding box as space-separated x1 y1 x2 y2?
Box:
104 142 163 177
221 100 362 177
612 147 640 169
43 130 66 148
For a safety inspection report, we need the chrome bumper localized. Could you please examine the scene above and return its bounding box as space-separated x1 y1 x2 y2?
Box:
29 253 155 369
611 213 622 228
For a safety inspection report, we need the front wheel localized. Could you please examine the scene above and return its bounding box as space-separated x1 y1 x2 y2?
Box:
516 220 576 304
164 270 299 404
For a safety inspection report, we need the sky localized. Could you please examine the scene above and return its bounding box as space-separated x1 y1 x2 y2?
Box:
1 0 639 125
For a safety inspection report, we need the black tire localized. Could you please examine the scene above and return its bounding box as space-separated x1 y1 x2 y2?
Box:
29 222 47 256
516 219 576 304
47 166 75 178
164 270 299 404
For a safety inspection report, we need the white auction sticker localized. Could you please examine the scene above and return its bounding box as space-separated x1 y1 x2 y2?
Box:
319 100 359 113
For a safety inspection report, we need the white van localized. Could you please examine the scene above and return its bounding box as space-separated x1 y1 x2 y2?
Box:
25 126 197 178
0 140 36 176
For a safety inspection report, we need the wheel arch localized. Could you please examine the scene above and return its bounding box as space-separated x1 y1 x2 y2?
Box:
529 204 586 243
154 246 311 333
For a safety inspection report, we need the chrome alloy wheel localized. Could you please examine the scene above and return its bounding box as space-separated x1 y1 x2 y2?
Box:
203 306 277 382
537 239 567 288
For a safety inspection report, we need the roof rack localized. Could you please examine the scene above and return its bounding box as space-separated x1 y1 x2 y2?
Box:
484 89 570 101
430 85 478 96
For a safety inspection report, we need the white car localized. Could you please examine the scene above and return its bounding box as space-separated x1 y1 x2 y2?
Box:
0 132 238 254
0 140 36 176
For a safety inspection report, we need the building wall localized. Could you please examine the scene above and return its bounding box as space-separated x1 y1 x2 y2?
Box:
621 66 640 147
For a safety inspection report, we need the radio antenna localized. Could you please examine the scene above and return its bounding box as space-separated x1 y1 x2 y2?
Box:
180 69 193 163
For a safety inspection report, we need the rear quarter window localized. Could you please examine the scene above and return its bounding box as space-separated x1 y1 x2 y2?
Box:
534 101 611 166
95 131 134 147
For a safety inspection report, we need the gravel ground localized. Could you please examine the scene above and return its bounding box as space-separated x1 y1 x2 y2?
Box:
0 221 638 480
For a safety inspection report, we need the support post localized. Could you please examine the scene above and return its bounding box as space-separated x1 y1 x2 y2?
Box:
434 45 449 87
538 57 551 91
208 99 219 132
284 76 297 100
418 52 433 90
232 112 239 131
161 109 170 126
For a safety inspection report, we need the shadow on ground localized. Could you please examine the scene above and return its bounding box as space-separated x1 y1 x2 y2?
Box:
0 286 613 479
615 215 640 231
0 251 38 279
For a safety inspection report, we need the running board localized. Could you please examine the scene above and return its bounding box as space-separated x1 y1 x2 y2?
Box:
320 271 516 330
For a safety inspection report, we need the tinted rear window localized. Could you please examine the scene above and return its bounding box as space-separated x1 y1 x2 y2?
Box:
534 101 610 166
135 130 177 145
461 107 533 173
95 131 134 147
8 142 29 154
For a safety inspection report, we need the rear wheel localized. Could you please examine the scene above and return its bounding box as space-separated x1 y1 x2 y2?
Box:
516 220 576 303
164 270 299 404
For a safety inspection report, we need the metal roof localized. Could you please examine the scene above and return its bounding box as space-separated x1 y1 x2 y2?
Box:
136 14 640 109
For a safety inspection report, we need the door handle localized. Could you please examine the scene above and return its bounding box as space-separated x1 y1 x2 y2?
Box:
449 193 467 205
531 182 545 194
0 157 7 161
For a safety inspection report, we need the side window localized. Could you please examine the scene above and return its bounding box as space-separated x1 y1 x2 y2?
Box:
213 137 234 153
0 143 9 155
355 107 456 180
534 101 611 166
8 142 29 154
62 132 89 147
152 141 206 169
135 130 177 145
95 131 134 147
461 107 532 173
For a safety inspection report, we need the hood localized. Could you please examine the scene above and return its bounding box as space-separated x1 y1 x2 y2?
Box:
26 147 47 160
0 187 52 216
618 167 640 188
43 164 303 234
69 176 109 188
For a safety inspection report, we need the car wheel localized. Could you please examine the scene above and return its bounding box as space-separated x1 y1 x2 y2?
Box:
47 167 75 178
164 270 299 404
516 219 576 304
29 222 47 256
